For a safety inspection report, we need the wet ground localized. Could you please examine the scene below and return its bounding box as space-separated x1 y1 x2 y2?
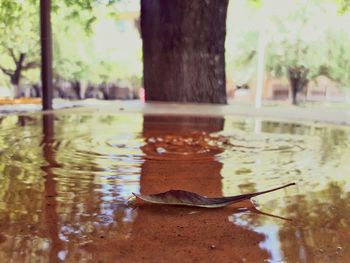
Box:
0 110 350 262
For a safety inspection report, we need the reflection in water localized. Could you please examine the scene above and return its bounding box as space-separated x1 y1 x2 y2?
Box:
230 182 350 263
223 120 350 263
42 114 63 260
119 115 270 262
0 112 349 262
279 183 350 262
0 113 143 261
140 116 225 195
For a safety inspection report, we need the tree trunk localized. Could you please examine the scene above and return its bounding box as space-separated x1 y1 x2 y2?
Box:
288 66 309 105
32 84 42 97
10 84 21 99
289 78 298 105
10 53 26 98
141 0 228 104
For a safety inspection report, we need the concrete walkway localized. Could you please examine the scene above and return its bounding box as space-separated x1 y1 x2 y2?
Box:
1 99 350 125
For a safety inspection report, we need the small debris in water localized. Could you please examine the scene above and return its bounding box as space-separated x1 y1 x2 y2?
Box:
188 211 200 215
318 248 325 253
209 244 216 250
147 137 156 143
98 215 114 224
336 246 343 255
156 147 167 154
57 250 68 261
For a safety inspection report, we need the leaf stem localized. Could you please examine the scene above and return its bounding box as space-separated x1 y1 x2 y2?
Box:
249 182 296 198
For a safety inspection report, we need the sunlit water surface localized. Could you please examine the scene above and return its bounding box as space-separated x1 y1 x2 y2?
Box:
0 112 349 262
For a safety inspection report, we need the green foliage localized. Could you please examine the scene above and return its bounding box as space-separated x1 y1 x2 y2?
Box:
337 0 350 13
226 0 350 88
52 4 142 84
0 0 141 90
266 0 350 86
0 1 40 86
226 0 260 84
247 0 262 9
0 0 24 26
323 30 350 85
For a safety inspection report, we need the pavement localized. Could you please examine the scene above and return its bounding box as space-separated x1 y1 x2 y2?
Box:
0 99 350 125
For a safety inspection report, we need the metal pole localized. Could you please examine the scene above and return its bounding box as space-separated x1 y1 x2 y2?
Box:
255 30 266 109
40 0 53 110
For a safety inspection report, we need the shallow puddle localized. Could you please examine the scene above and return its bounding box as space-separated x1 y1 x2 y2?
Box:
0 112 349 262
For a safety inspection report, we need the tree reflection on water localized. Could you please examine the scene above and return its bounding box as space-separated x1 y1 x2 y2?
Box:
279 183 350 262
230 182 350 263
125 115 271 262
0 113 349 262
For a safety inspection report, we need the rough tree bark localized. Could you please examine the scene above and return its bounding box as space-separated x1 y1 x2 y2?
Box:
141 0 228 104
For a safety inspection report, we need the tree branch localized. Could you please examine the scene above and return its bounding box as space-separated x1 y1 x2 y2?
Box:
7 47 18 64
0 65 14 77
22 61 39 70
18 53 26 67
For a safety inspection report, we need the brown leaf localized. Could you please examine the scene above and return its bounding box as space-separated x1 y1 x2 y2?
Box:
132 183 295 208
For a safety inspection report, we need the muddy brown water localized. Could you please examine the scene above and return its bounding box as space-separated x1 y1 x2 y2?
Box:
0 112 349 262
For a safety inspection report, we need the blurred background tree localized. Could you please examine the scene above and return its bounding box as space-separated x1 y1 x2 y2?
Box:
0 0 40 98
0 0 142 98
226 0 350 104
337 0 350 12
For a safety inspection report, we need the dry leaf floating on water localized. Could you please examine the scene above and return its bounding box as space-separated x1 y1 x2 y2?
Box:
132 182 295 208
